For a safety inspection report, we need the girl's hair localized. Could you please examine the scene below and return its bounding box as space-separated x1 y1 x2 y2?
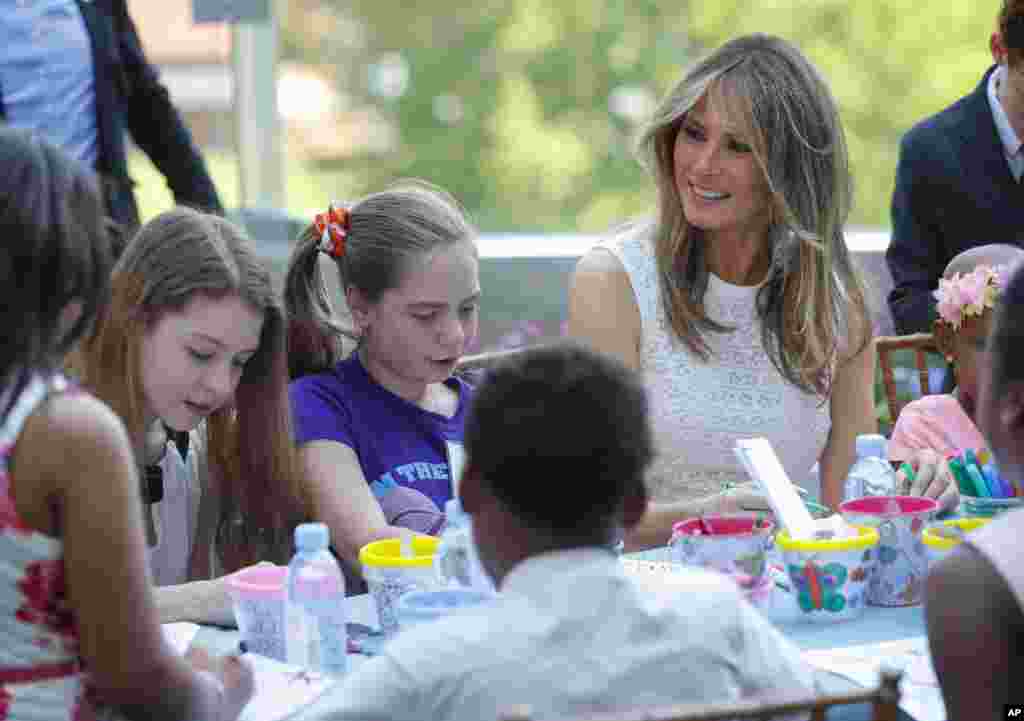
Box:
74 207 306 567
0 128 112 382
636 33 870 397
284 180 476 379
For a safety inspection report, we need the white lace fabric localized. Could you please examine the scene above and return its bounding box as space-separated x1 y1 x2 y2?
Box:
600 224 831 503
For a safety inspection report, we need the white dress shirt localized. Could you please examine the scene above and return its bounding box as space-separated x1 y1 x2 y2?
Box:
317 548 816 721
988 65 1024 182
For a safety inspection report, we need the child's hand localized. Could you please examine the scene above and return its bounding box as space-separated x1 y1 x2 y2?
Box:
898 449 959 512
186 646 255 720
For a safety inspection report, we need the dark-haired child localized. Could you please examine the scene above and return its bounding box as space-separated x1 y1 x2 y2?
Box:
0 128 251 720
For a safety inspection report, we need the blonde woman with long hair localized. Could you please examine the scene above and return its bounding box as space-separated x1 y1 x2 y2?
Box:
570 34 877 548
73 207 308 623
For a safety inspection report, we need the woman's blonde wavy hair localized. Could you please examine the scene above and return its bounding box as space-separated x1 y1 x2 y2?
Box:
72 207 308 569
636 33 871 397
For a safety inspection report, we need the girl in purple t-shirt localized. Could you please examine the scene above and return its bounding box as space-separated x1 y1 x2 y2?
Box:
284 181 480 575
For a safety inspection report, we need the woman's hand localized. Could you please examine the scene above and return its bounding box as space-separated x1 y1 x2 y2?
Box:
186 647 255 721
896 448 959 513
698 482 775 515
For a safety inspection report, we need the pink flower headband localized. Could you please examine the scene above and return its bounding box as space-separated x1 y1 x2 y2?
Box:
933 264 1010 330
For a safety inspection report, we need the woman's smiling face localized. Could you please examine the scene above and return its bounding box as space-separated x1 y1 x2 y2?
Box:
673 91 773 244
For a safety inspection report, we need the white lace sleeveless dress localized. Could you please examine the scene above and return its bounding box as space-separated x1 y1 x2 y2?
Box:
600 224 832 503
0 373 92 721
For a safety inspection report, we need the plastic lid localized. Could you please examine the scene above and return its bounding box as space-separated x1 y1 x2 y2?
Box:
295 522 330 551
855 434 887 459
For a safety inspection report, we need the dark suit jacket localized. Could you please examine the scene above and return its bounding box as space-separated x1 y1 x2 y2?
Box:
887 65 1024 334
0 0 223 230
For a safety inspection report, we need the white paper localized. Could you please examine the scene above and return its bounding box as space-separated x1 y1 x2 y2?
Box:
803 637 946 721
162 622 201 655
238 653 337 721
161 623 336 721
734 438 816 539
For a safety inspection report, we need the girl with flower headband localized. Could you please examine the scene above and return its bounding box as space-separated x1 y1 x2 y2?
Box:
284 180 480 585
889 244 1024 510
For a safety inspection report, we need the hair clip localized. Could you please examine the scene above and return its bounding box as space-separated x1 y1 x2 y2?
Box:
314 204 349 259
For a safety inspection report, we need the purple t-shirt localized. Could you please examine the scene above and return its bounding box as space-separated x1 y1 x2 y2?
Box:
289 353 473 512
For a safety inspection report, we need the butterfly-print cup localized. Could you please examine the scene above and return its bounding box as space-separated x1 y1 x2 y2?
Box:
776 526 879 623
840 496 938 607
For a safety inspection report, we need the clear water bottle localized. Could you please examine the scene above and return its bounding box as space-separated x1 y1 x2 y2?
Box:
434 499 494 591
844 434 898 501
286 523 346 676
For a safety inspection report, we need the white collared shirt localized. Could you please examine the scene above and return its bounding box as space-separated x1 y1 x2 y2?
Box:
320 548 815 721
988 65 1024 182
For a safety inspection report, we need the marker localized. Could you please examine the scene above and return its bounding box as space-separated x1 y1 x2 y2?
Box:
963 448 980 473
968 465 997 499
950 457 985 497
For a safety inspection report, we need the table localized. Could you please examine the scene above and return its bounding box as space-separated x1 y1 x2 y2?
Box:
191 552 932 721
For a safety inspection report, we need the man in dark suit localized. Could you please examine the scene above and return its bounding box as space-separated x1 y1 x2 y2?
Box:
0 0 223 234
887 0 1024 335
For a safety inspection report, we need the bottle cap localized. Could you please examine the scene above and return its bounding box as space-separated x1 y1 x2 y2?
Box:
855 434 887 459
295 522 330 551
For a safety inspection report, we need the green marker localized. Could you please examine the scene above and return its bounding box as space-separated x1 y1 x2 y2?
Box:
898 462 916 483
950 457 985 497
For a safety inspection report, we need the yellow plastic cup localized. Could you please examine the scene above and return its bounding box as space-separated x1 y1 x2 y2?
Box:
359 536 440 634
775 526 879 623
921 518 990 567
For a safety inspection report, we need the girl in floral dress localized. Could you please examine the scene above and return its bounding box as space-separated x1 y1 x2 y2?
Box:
0 128 252 720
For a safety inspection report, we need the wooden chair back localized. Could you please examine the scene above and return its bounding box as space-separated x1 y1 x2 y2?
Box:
876 333 942 423
500 668 902 721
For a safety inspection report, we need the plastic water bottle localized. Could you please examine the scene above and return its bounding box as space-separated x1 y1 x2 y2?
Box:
434 499 494 591
844 434 898 501
286 523 346 676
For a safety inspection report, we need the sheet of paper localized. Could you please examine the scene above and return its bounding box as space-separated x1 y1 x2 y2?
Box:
239 653 337 721
734 438 816 539
162 622 201 655
161 623 337 721
803 637 946 721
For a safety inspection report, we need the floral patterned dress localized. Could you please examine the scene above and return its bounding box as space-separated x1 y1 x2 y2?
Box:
0 373 90 721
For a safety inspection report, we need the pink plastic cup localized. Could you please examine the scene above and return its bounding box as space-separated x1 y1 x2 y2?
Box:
226 565 288 661
669 514 775 589
839 496 938 607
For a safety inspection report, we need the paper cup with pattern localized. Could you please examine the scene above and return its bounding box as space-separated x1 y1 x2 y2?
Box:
670 515 775 589
359 536 440 634
839 496 938 607
775 526 879 623
921 518 991 567
226 564 288 661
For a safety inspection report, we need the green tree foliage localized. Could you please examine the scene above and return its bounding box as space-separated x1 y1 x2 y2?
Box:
282 0 1000 232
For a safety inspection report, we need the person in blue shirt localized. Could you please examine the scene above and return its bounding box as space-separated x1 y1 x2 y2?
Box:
0 0 222 233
